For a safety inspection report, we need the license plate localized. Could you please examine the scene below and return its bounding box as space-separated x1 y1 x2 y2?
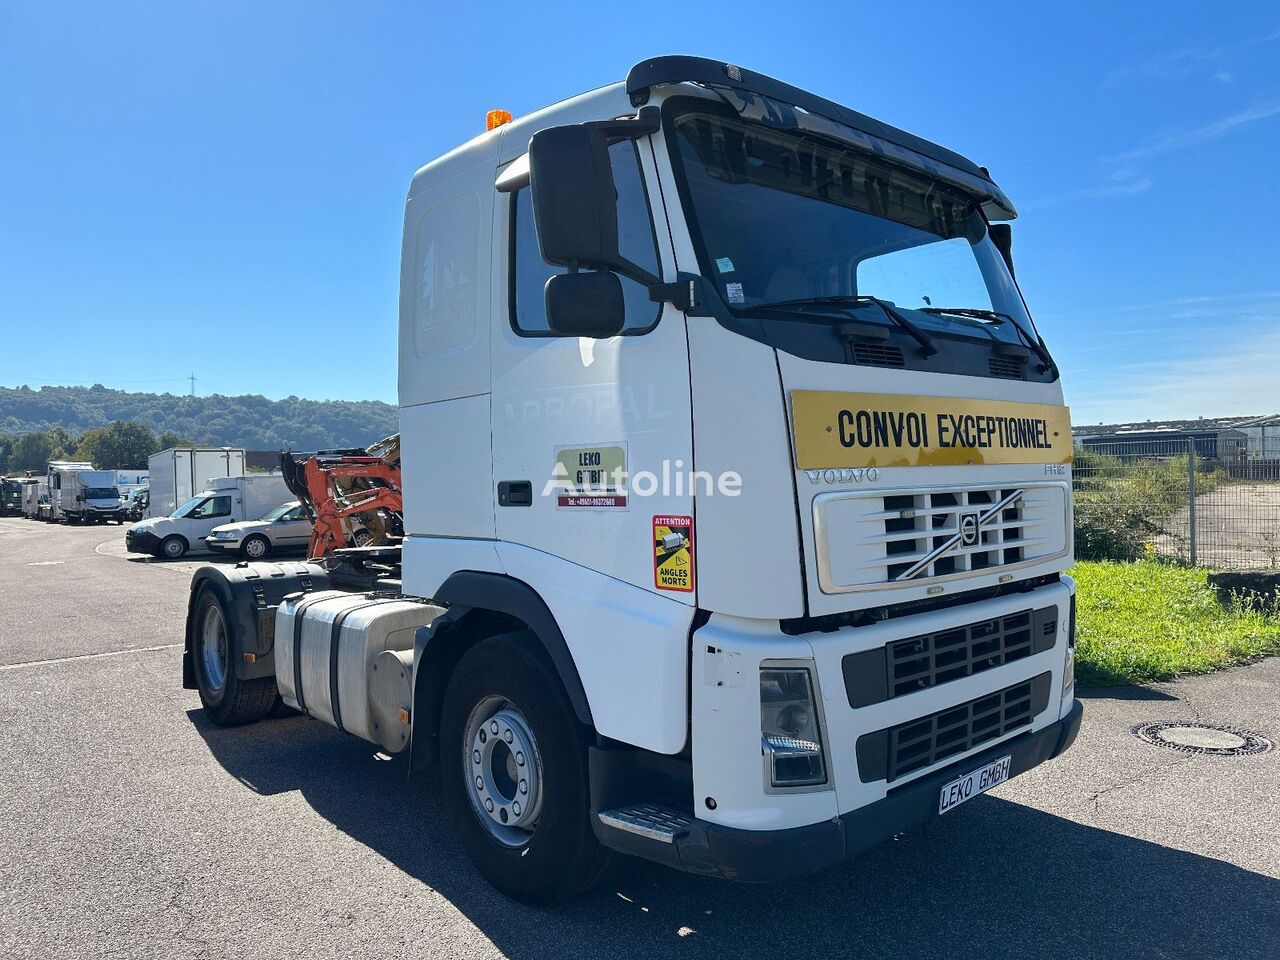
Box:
938 755 1011 815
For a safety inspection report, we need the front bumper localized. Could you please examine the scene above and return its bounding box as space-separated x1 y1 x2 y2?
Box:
125 529 162 554
205 538 241 554
597 699 1082 881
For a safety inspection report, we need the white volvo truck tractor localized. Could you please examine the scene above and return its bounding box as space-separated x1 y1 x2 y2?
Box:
184 56 1081 903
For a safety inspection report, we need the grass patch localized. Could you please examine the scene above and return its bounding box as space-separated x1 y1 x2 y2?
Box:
1072 560 1280 686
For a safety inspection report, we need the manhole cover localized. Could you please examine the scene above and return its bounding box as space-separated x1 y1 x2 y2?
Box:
1131 721 1273 757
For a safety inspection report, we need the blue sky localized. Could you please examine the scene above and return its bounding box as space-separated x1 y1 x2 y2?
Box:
1 1 1277 425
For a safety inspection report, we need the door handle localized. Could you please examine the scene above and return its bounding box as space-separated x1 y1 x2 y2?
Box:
497 480 533 507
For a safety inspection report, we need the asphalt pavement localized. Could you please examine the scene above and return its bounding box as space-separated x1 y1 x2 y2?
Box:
1 516 1277 960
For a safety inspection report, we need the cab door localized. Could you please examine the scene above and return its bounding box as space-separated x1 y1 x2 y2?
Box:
489 136 695 597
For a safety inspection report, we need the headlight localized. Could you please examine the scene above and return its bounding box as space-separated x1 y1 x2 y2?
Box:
760 665 827 787
212 531 236 540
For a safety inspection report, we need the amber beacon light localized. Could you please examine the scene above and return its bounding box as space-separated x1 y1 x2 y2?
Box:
486 109 513 131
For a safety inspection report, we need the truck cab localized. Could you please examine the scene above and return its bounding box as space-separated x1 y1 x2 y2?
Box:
185 57 1079 903
47 463 124 524
0 478 24 516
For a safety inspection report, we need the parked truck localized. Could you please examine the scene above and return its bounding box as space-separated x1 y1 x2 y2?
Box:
183 57 1080 903
147 448 244 519
47 462 125 524
0 478 25 516
24 480 48 519
128 473 290 559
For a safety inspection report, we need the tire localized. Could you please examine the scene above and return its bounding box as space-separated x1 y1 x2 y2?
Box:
160 535 188 560
440 632 613 903
239 534 271 561
191 586 277 726
353 529 373 547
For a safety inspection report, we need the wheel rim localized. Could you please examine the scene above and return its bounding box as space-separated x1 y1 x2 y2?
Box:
462 696 544 847
245 538 266 559
164 539 183 558
200 603 228 693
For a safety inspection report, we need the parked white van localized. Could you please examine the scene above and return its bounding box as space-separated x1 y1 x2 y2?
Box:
126 474 290 560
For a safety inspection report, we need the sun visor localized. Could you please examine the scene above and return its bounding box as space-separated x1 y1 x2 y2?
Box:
707 86 1017 221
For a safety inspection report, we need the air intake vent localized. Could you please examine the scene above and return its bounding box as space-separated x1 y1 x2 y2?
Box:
856 672 1052 782
853 342 905 368
989 356 1026 379
842 607 1059 708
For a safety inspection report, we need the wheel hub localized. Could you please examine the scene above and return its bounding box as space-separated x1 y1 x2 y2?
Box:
465 702 543 845
200 604 228 693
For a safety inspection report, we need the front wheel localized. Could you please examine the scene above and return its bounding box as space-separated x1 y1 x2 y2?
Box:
192 586 277 726
239 534 270 560
160 535 188 560
440 632 613 903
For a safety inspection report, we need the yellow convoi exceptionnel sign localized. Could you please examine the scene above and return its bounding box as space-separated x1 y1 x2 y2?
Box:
791 391 1073 469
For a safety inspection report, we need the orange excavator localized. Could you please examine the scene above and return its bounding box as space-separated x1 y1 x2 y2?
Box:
280 434 403 561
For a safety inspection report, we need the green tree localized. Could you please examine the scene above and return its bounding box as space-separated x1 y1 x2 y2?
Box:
155 430 197 450
76 420 157 469
8 432 55 472
47 426 79 461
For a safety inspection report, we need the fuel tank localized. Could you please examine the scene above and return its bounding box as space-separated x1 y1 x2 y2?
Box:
275 591 443 750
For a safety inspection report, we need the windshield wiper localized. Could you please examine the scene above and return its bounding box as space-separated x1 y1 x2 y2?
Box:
920 306 1055 371
751 295 938 357
918 306 1010 324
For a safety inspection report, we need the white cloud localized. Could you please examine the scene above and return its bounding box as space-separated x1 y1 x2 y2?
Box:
1105 100 1280 165
1028 97 1280 211
1021 175 1153 211
1061 297 1280 423
1101 29 1280 88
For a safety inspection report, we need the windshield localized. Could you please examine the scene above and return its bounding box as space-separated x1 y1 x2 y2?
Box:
84 487 120 500
668 105 1039 347
260 501 300 522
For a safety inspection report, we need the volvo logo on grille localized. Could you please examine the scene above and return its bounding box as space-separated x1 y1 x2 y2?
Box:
892 488 1026 583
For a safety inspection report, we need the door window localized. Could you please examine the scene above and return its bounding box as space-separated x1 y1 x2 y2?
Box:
188 496 232 519
510 141 661 336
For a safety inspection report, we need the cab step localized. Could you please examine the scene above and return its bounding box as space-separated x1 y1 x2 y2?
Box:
596 803 694 844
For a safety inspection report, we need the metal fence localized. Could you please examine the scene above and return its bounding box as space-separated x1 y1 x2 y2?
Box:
1073 437 1280 569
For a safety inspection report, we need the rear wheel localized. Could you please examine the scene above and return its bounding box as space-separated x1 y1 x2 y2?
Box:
240 534 270 560
440 632 613 903
192 586 276 726
160 535 187 560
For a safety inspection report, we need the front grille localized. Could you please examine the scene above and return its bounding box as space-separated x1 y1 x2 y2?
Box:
843 606 1058 707
890 609 1035 697
988 356 1026 379
884 487 1029 580
853 342 905 368
856 672 1051 782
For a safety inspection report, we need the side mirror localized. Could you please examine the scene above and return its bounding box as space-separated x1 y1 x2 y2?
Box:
529 124 619 272
989 223 1014 278
545 272 625 338
527 109 659 284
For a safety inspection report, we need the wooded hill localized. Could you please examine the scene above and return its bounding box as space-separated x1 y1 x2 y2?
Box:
0 384 397 451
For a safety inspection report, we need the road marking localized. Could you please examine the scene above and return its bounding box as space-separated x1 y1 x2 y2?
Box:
0 643 182 672
27 560 65 566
